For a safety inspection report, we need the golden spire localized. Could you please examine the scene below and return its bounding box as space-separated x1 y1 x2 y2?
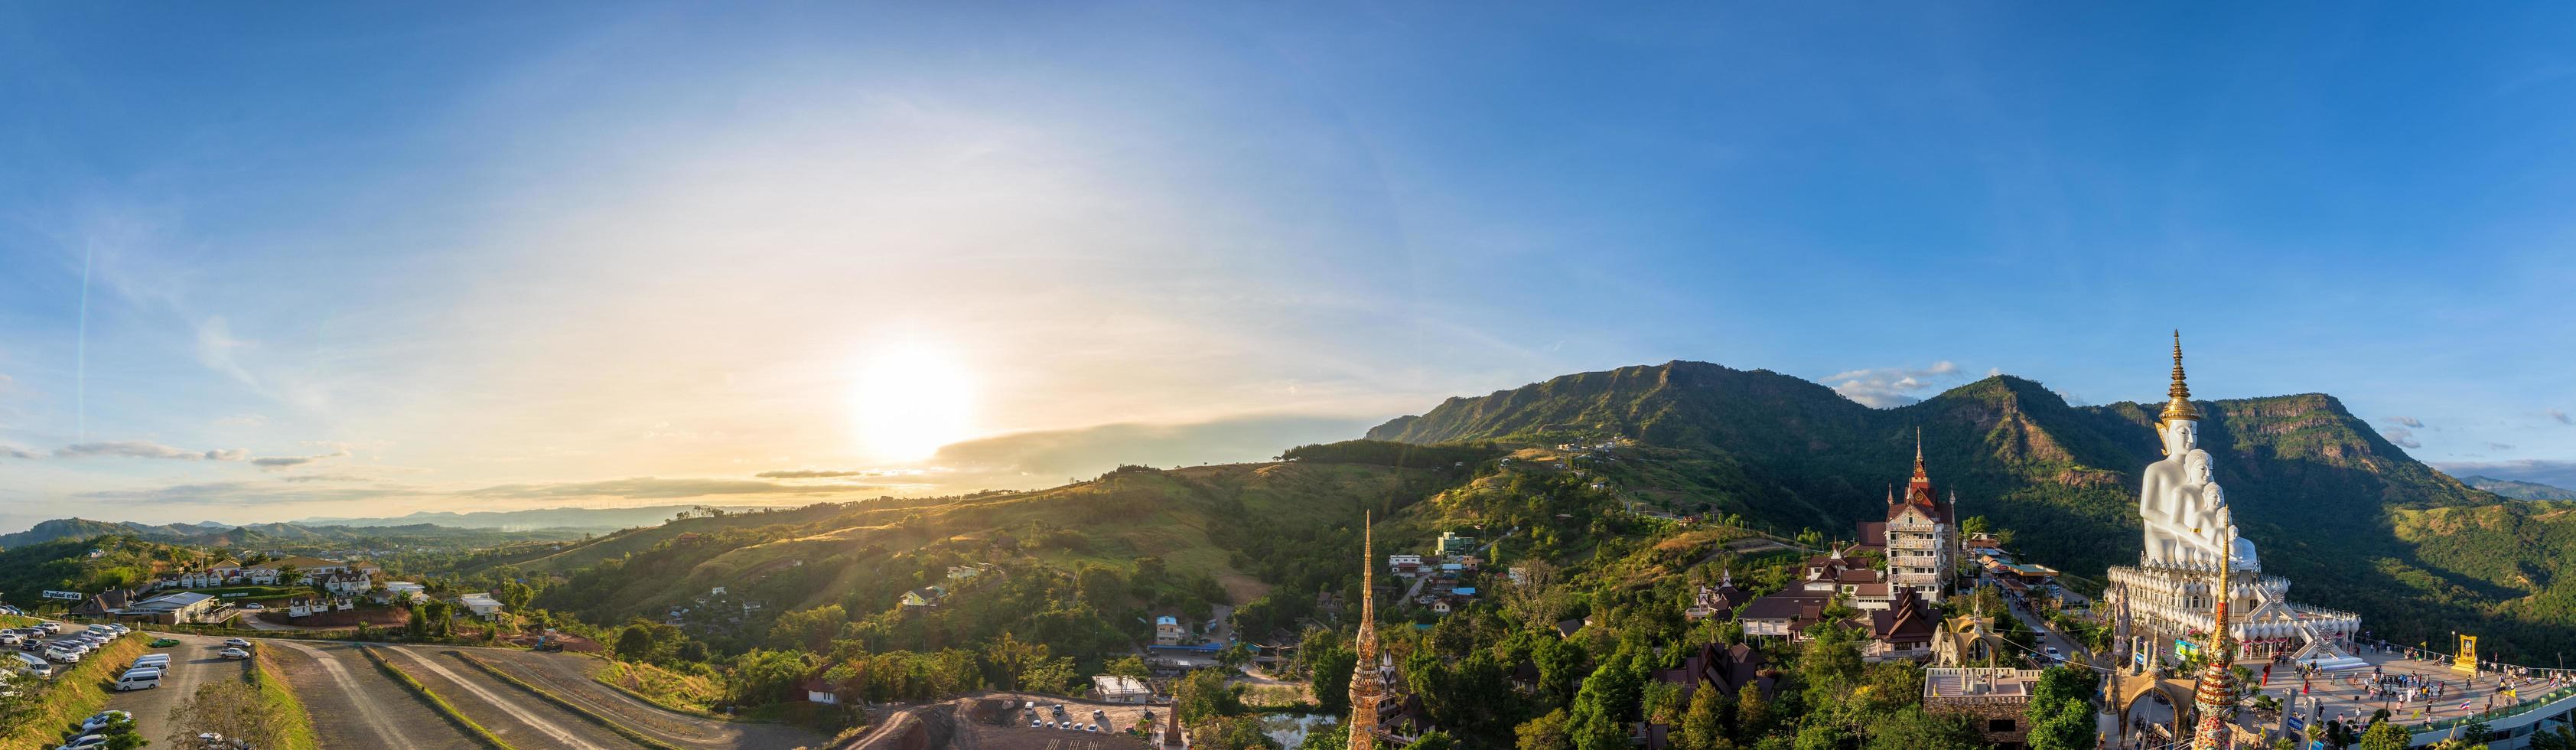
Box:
2161 330 2201 423
1356 512 1376 660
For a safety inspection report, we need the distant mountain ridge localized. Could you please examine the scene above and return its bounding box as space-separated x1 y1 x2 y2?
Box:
0 516 601 549
1369 360 2575 654
2457 474 2576 501
291 504 744 530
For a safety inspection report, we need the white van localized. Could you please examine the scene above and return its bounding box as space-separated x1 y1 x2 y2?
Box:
113 668 161 691
132 654 171 670
10 652 49 678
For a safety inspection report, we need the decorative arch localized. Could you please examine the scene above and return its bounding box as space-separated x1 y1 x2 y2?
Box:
2109 674 2197 741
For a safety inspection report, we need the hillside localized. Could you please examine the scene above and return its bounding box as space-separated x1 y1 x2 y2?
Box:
1369 360 2574 656
526 459 1468 651
2460 474 2576 501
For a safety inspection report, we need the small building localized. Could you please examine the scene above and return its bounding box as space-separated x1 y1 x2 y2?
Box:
803 677 843 705
122 592 219 624
1154 615 1185 645
1435 531 1479 557
70 589 139 619
1684 571 1753 621
1923 667 2046 750
1738 592 1832 639
900 586 947 610
1092 674 1153 703
460 592 505 618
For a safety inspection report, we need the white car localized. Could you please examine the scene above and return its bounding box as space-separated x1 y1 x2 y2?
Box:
223 638 252 648
56 734 109 750
219 647 249 660
80 710 131 731
44 648 80 664
239 603 263 611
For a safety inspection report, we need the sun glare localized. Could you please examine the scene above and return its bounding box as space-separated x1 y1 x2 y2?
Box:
851 342 979 462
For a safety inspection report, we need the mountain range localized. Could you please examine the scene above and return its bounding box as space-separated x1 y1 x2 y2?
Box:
1369 360 2576 656
2458 474 2576 501
0 516 598 550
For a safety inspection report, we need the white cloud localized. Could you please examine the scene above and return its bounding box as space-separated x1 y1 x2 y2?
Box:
2385 416 2424 428
194 317 259 389
1825 361 1965 408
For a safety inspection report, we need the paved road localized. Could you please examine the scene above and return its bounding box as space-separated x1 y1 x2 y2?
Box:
377 644 637 750
269 639 485 749
100 633 250 745
467 646 829 748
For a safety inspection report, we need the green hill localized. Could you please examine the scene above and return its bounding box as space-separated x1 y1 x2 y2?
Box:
1368 360 2574 657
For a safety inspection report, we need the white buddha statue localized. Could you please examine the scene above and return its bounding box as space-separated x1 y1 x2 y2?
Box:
2136 333 2258 571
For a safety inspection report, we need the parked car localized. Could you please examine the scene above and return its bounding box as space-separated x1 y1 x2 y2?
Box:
223 638 252 648
149 638 181 648
239 603 263 611
44 648 80 664
79 710 131 732
56 734 111 750
218 647 249 660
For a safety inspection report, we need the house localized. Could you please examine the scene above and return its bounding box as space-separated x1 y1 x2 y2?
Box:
1154 615 1185 645
1863 592 1939 661
1876 439 1960 602
1435 531 1479 557
70 589 140 618
1093 675 1153 703
1739 591 1832 639
899 586 947 610
210 559 243 580
243 556 363 585
460 592 506 618
1684 571 1754 621
946 564 988 582
381 582 428 603
318 570 373 595
1644 641 1779 747
802 677 844 705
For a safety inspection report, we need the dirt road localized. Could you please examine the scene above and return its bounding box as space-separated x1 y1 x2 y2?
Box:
269 640 484 749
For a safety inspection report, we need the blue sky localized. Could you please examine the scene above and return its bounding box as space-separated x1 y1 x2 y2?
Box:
4 3 2574 529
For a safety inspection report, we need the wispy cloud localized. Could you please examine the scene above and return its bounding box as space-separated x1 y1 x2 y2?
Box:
754 469 888 479
54 441 243 461
2548 409 2572 426
1825 361 1965 408
1 445 37 459
2385 416 2424 428
251 448 350 468
457 477 884 501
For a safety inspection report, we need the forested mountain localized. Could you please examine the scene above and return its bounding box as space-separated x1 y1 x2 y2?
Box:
2459 474 2576 501
1369 360 2576 658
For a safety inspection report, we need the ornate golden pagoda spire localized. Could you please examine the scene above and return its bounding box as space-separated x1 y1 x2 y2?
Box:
2163 330 2202 423
1348 512 1382 750
2190 566 2238 750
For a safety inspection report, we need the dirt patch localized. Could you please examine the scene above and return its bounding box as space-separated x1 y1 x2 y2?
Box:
1216 572 1272 605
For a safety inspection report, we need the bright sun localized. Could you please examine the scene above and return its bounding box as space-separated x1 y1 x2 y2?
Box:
851 341 978 462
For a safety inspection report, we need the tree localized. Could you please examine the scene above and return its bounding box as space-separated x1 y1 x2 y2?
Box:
615 624 656 661
769 605 848 652
497 580 536 611
2025 665 2099 750
1734 682 1772 742
1517 708 1575 750
1308 643 1357 715
1862 706 1980 750
983 631 1047 691
2360 720 2412 750
1412 731 1458 750
728 649 812 705
167 680 285 749
1679 680 1737 750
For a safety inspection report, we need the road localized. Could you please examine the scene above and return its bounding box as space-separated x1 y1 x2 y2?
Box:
376 644 636 750
269 639 487 749
465 646 827 748
98 632 251 745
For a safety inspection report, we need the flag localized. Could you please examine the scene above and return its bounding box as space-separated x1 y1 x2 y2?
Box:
2460 701 2473 712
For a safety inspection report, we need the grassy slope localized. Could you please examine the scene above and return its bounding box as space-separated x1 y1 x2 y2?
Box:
0 637 149 750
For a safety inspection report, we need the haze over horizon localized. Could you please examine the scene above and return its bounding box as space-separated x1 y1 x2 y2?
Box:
6 4 2576 532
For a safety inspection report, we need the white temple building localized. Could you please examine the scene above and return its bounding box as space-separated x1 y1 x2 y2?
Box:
2103 334 2363 668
